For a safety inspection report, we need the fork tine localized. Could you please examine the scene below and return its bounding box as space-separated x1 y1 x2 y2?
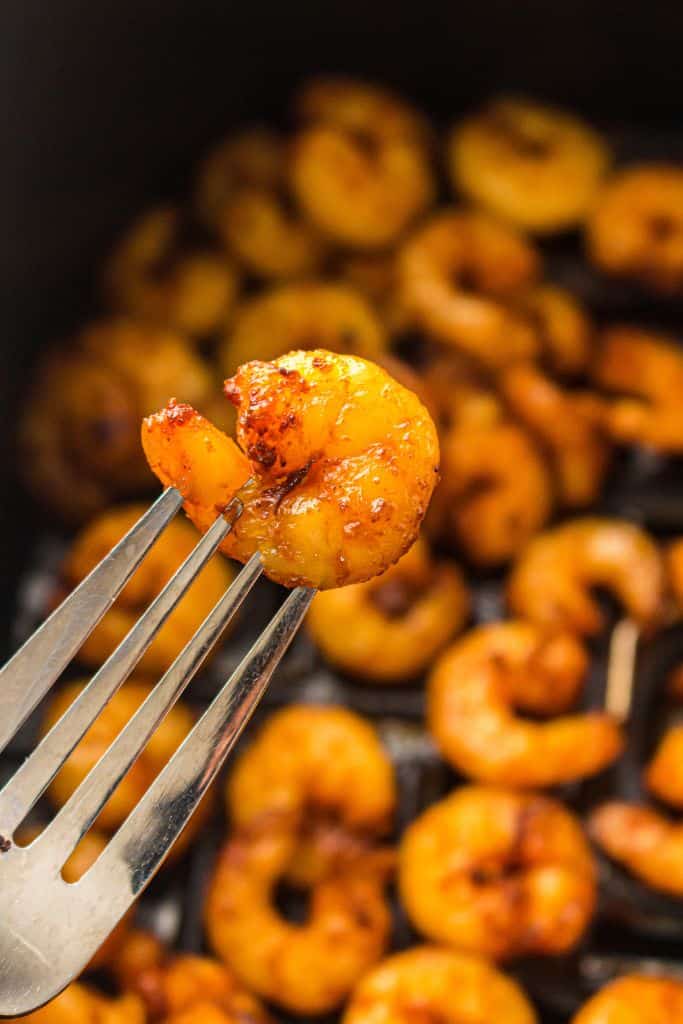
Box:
0 504 243 834
36 554 263 868
0 487 184 755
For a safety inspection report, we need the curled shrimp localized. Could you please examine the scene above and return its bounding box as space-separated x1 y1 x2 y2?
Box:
342 946 538 1024
591 326 683 452
420 353 505 435
572 975 683 1024
195 127 283 226
219 283 387 376
500 363 611 507
289 77 434 249
507 518 665 635
399 785 597 960
586 164 683 294
645 725 683 810
56 505 234 675
306 538 469 683
427 621 622 787
514 284 594 377
397 210 541 368
142 349 440 589
7 984 145 1024
104 205 240 338
589 802 683 897
449 97 609 234
337 252 412 335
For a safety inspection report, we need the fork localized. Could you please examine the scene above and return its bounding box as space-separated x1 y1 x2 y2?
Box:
0 487 315 1016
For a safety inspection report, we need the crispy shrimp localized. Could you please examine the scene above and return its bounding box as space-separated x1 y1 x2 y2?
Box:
427 622 622 787
306 538 469 683
645 725 683 810
397 210 541 368
449 97 609 233
342 946 538 1024
56 505 234 674
219 283 386 376
399 786 597 960
500 363 611 507
586 164 683 293
507 518 665 635
514 284 594 376
142 350 440 589
104 206 240 337
7 984 145 1024
572 975 683 1024
589 803 683 897
289 77 434 249
591 327 683 452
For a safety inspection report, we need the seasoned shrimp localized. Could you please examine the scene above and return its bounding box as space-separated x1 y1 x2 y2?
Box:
427 622 622 787
342 946 538 1024
337 252 411 335
586 164 683 294
572 975 683 1024
590 803 683 897
142 350 440 589
500 363 611 507
306 539 469 683
420 353 504 435
8 985 144 1024
289 77 434 248
508 518 665 635
397 211 541 368
104 206 240 338
668 539 683 609
645 725 683 810
195 127 283 227
399 786 596 960
515 284 594 376
220 283 386 376
592 327 683 452
57 505 234 674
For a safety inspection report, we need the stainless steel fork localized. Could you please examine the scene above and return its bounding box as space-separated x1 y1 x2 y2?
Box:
0 487 315 1016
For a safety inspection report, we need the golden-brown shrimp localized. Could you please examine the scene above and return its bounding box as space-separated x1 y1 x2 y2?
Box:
104 206 240 338
399 786 596 960
645 725 683 810
56 505 234 674
586 164 683 294
420 353 505 435
449 97 609 233
507 518 665 635
337 252 412 335
500 363 611 507
591 327 683 451
142 350 440 589
514 284 594 376
195 127 283 227
668 539 683 610
397 210 541 368
427 622 622 787
289 77 434 249
572 975 683 1024
342 946 538 1024
7 984 145 1024
306 539 468 683
589 802 683 897
220 283 386 376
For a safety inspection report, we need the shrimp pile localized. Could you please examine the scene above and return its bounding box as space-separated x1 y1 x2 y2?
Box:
6 984 145 1024
572 975 683 1024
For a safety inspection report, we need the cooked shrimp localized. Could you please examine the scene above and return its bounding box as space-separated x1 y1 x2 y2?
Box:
572 975 683 1024
220 283 386 376
515 284 594 376
500 363 610 507
337 252 412 335
420 353 504 435
195 127 283 227
591 327 683 451
397 210 541 368
56 505 234 674
507 518 665 635
342 946 538 1024
306 539 469 683
668 539 683 609
586 164 683 293
427 622 622 787
289 77 434 248
590 802 683 897
142 350 440 589
645 725 683 810
8 984 145 1024
399 786 596 960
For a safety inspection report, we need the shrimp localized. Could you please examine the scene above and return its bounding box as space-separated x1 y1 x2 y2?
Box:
6 984 145 1024
645 725 683 810
586 164 683 294
219 283 386 376
449 97 610 234
572 975 683 1024
427 622 622 787
56 505 234 675
142 349 440 589
514 284 594 377
668 538 683 609
507 518 665 635
420 353 505 435
500 363 611 507
590 802 683 897
342 946 538 1024
591 327 683 452
306 538 469 683
397 210 541 368
195 127 283 227
337 252 412 335
289 77 434 248
104 206 240 338
399 786 596 960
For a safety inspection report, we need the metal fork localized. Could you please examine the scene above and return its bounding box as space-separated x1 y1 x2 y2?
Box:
0 487 315 1016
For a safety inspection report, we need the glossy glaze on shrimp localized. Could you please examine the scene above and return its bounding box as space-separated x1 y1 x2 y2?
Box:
572 975 683 1024
142 349 440 589
590 803 683 897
